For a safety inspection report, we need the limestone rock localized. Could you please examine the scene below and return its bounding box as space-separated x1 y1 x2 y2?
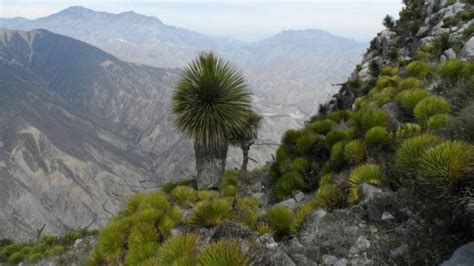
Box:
441 241 474 266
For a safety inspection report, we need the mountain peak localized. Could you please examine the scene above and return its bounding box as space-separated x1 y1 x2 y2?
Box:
57 6 95 16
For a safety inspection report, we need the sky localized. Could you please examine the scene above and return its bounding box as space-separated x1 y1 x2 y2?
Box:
0 0 404 42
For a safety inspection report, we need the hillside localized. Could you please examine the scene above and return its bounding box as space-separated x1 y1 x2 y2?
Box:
1 0 474 265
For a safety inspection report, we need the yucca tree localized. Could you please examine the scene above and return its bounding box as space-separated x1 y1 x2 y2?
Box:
230 111 262 173
172 52 251 189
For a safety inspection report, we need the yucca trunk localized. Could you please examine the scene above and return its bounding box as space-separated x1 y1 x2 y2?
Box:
240 142 251 173
194 141 228 189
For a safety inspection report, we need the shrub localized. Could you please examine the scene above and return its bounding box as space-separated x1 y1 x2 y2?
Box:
8 252 25 264
376 75 392 88
348 164 384 204
440 59 465 81
27 253 43 263
433 33 453 57
308 119 336 135
381 66 398 76
427 114 453 131
197 240 249 266
265 206 294 236
98 222 127 260
396 134 441 175
406 61 430 79
290 202 316 233
190 199 233 227
315 184 345 209
352 108 388 133
325 130 347 149
274 171 305 200
158 234 201 265
296 133 318 154
343 140 366 164
330 141 346 170
126 242 159 265
291 157 311 173
365 126 392 147
383 14 395 29
329 110 351 123
395 88 431 113
398 77 421 91
282 130 305 145
171 186 198 206
414 96 451 123
319 173 334 186
138 192 171 213
276 145 291 163
396 123 422 141
419 141 474 186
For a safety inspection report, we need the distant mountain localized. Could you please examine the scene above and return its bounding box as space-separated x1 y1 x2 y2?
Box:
0 6 366 116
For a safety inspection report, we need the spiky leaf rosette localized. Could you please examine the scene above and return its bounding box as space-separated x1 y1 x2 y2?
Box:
172 52 251 146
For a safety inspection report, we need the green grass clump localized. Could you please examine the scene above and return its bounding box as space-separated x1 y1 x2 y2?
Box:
414 96 451 124
343 140 366 165
396 123 422 141
27 253 43 263
291 157 311 173
381 66 399 76
427 114 453 131
352 108 389 133
98 221 128 261
365 126 392 147
161 182 178 194
197 190 220 201
376 75 394 88
406 61 430 79
329 110 351 123
275 171 305 200
190 199 233 227
220 170 241 197
330 141 346 170
265 206 294 236
419 141 474 186
126 242 159 265
158 234 201 266
256 224 275 236
275 145 291 163
348 164 384 204
440 60 465 81
127 223 158 251
282 129 305 145
398 77 421 91
296 133 318 154
8 252 26 264
138 192 171 213
395 88 431 112
315 184 345 210
232 197 260 228
319 173 334 186
325 130 347 149
290 201 316 233
308 119 336 135
396 134 441 175
197 240 249 266
171 186 198 206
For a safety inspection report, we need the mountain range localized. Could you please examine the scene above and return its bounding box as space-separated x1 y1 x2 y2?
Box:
0 7 366 240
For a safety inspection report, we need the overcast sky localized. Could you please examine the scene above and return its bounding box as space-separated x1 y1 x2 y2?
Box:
1 0 404 41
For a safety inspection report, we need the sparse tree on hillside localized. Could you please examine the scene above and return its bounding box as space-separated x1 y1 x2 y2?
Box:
172 52 251 189
383 15 395 29
230 111 262 173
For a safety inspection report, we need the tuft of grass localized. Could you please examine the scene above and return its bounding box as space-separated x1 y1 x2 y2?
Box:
396 134 441 176
290 201 316 233
396 123 422 141
282 130 305 145
398 77 421 91
325 130 347 150
220 170 240 197
308 119 336 135
161 182 178 194
395 88 431 112
291 157 311 173
381 66 399 76
315 184 345 210
330 141 346 170
126 242 159 265
296 133 319 154
352 108 389 133
343 140 366 165
365 126 392 147
406 61 430 79
257 223 275 236
189 199 233 227
158 234 201 266
328 110 351 123
97 222 127 261
8 252 26 264
275 145 291 163
127 223 158 250
197 190 220 201
171 186 198 206
27 253 43 263
419 141 474 186
264 206 294 236
138 192 171 213
440 59 465 81
427 114 453 131
414 96 451 124
348 164 384 204
275 171 305 200
197 240 249 266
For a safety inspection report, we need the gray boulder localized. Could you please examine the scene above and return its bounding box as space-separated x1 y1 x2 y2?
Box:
441 241 474 266
461 37 474 60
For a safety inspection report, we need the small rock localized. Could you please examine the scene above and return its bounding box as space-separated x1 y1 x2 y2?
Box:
344 225 359 235
275 198 298 210
259 234 279 249
461 36 474 60
443 48 456 60
335 258 349 266
355 236 371 252
292 254 317 266
293 191 305 202
381 211 395 221
322 255 339 265
359 184 383 202
390 244 409 258
250 192 267 205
